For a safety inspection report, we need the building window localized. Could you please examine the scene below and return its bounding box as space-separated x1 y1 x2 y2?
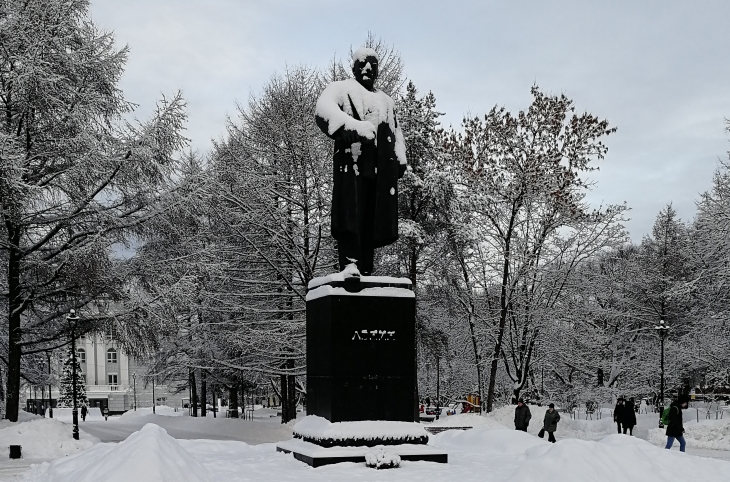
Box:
77 349 86 364
108 374 118 385
107 348 117 364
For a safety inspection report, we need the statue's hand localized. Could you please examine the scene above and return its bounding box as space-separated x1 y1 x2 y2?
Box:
358 121 377 142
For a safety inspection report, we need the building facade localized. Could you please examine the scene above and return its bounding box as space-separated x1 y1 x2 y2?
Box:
23 334 187 415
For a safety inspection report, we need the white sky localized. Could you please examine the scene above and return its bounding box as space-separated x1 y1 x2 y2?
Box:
90 0 730 241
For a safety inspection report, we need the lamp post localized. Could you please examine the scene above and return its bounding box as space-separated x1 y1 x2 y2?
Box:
132 372 137 411
67 309 80 440
152 376 156 414
47 351 53 418
436 355 441 420
654 318 670 426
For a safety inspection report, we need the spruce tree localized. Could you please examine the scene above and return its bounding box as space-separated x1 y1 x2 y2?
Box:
58 353 88 408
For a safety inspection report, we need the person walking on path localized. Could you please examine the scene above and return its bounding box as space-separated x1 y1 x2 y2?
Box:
613 397 625 434
621 397 637 435
103 406 109 421
514 399 532 432
665 395 689 452
80 404 88 422
539 403 561 443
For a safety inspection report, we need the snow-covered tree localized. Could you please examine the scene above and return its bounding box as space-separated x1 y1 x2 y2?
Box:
444 86 625 411
0 0 188 420
58 352 87 408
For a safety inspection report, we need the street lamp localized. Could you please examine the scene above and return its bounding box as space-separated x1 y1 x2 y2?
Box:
152 375 156 414
67 309 80 441
436 355 441 420
654 318 670 426
47 351 53 419
132 372 137 411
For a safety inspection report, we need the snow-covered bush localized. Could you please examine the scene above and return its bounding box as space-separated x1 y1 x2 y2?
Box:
364 447 400 469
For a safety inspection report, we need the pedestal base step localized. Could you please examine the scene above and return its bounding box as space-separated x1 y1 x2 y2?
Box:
276 439 448 467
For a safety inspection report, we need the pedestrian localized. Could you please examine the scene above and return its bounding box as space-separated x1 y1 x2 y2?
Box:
539 403 561 443
514 398 532 432
621 397 637 435
613 397 624 434
665 394 689 452
81 404 88 422
103 406 109 421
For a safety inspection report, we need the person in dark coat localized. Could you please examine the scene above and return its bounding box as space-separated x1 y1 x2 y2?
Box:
665 395 689 452
613 397 625 434
540 403 561 443
621 397 637 435
514 399 532 432
315 47 407 275
80 404 88 422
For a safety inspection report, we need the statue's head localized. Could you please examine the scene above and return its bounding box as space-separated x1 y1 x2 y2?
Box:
352 47 378 91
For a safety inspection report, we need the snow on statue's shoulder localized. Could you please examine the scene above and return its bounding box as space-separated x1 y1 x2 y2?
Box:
315 79 376 138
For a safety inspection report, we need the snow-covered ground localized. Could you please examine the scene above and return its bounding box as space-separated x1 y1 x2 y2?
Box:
1 406 729 481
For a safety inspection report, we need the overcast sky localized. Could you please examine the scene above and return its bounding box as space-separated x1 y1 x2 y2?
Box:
90 0 730 241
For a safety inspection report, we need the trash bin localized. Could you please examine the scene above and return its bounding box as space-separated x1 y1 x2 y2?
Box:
9 445 21 459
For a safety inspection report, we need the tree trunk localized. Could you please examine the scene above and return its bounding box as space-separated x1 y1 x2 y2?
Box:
486 209 518 413
200 371 207 418
5 223 22 422
228 385 239 418
280 373 289 423
286 367 296 422
190 369 198 417
467 311 483 403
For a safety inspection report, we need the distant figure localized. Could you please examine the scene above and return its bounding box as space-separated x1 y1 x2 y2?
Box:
539 403 561 443
613 397 625 433
81 404 88 422
665 395 689 452
514 398 532 432
639 398 649 414
103 406 109 421
622 397 637 435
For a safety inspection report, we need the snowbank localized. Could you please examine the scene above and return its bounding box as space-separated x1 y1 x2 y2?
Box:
118 406 185 419
0 418 98 459
22 424 210 482
649 416 730 451
0 410 42 430
433 427 549 455
484 404 617 440
430 413 507 430
507 434 730 482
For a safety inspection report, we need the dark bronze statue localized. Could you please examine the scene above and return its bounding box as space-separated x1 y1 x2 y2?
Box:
315 47 407 275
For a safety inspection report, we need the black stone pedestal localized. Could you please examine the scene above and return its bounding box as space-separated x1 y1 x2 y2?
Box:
277 275 448 467
306 277 416 423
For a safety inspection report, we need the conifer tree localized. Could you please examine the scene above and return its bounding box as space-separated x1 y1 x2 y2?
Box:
58 352 88 408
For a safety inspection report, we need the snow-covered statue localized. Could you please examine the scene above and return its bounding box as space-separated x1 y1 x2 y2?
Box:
315 47 407 275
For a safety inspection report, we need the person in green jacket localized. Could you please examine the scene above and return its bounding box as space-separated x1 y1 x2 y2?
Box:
541 403 561 443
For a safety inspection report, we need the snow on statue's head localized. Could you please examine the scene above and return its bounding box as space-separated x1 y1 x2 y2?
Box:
352 47 379 91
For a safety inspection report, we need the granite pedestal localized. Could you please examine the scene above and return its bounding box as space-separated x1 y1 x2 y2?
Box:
306 276 416 423
277 274 447 467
